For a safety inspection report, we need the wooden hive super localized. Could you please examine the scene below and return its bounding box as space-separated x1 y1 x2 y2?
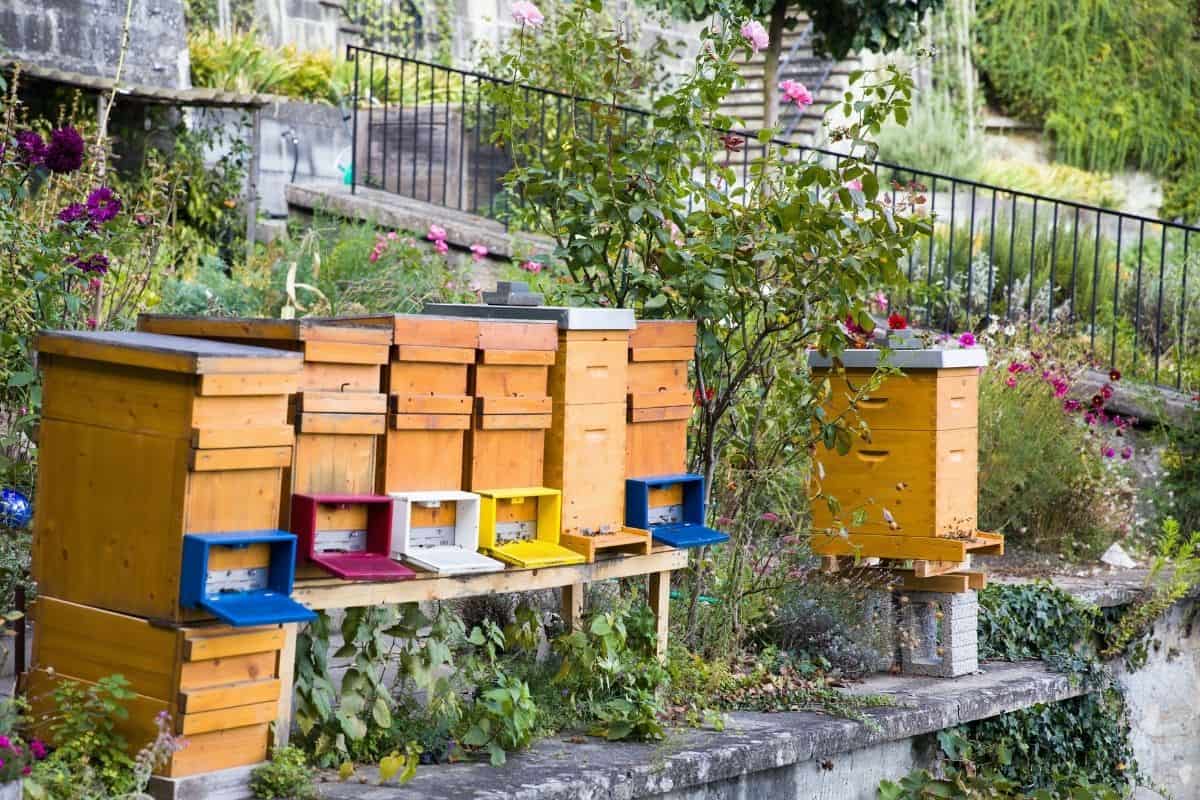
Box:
626 321 695 477
327 315 478 492
29 596 286 777
33 331 302 622
807 348 1003 562
137 315 391 525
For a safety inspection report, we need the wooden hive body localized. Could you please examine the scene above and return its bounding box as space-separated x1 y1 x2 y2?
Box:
33 331 302 622
465 320 558 491
29 596 285 777
136 316 390 524
808 352 983 541
625 321 695 478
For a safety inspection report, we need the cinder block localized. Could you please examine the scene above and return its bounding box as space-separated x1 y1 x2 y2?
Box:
900 590 979 678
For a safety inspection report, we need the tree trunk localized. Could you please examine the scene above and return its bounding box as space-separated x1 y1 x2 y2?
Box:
762 2 788 130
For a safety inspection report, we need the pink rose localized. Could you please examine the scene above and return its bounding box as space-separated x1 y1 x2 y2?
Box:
470 244 489 262
520 260 543 273
427 223 447 242
511 0 544 28
740 20 769 53
434 239 449 255
779 79 813 108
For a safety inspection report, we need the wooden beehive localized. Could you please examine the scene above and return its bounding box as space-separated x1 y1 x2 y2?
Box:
28 596 286 777
626 320 696 477
466 320 558 490
808 348 1001 562
33 331 302 622
330 315 477 492
476 487 584 568
136 316 390 524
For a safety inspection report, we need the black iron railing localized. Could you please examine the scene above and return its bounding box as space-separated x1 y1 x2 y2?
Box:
345 45 1200 391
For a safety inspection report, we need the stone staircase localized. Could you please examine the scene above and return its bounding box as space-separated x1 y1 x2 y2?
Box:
722 19 862 148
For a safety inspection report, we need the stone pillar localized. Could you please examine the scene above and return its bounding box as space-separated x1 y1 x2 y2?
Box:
900 590 979 678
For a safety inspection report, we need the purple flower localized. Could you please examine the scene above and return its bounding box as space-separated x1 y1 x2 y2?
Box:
30 739 46 760
1102 446 1116 458
44 126 85 173
86 186 121 224
70 253 110 275
16 130 46 166
760 511 780 522
58 203 87 224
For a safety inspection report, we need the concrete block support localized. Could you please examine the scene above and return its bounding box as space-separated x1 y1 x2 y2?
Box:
900 590 979 678
147 763 260 800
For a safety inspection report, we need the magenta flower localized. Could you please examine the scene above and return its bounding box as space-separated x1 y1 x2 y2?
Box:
958 331 977 347
427 223 447 242
30 740 46 760
89 277 103 292
86 186 121 223
16 130 46 166
1005 376 1017 388
740 20 769 53
86 316 98 330
1063 399 1081 412
45 126 85 173
760 511 780 522
1102 446 1116 458
520 260 543 273
58 203 87 224
511 0 545 28
1120 446 1133 460
0 736 11 749
470 244 489 262
434 239 449 255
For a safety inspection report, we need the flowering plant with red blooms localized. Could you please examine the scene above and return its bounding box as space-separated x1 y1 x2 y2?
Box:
887 312 907 330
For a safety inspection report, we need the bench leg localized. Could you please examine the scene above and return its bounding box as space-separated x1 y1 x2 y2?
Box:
274 622 299 748
648 570 671 661
561 582 585 631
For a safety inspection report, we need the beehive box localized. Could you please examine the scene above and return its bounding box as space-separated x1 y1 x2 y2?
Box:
137 316 390 522
33 331 302 622
808 348 987 546
466 319 558 491
476 487 583 568
29 596 287 777
626 320 695 477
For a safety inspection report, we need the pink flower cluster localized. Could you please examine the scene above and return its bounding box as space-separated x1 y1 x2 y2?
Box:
470 243 489 262
740 20 769 53
369 230 401 262
778 79 813 108
427 223 449 255
520 260 543 273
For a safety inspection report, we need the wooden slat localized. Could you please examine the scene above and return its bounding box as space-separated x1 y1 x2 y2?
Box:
138 315 302 341
37 331 303 375
206 542 272 572
189 446 292 472
179 679 281 714
475 396 553 415
391 395 473 414
390 315 478 348
893 569 972 593
303 341 389 366
184 629 285 661
393 344 476 365
560 528 652 563
165 723 270 777
179 700 278 735
197 373 299 397
629 320 697 349
191 426 295 449
476 413 553 430
179 652 278 691
475 320 559 351
295 412 386 435
191 394 289 429
629 346 695 362
479 349 557 366
913 559 966 578
809 532 969 562
293 547 689 609
628 404 692 423
297 391 388 414
390 412 472 431
629 390 693 409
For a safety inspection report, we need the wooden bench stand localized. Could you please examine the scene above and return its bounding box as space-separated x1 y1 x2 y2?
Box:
274 546 687 745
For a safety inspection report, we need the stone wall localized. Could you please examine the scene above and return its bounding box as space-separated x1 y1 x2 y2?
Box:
0 0 190 88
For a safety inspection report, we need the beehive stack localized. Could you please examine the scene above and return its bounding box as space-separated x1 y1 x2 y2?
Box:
625 321 695 477
136 315 391 526
807 348 1003 588
29 331 307 776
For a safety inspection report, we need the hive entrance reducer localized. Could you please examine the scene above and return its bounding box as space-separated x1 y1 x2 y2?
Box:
292 493 416 580
180 531 316 627
390 491 503 575
625 474 729 549
477 488 584 568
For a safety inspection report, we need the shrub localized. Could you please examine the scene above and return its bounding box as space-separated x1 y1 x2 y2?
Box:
875 95 982 180
251 746 318 800
976 332 1136 555
974 159 1124 210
